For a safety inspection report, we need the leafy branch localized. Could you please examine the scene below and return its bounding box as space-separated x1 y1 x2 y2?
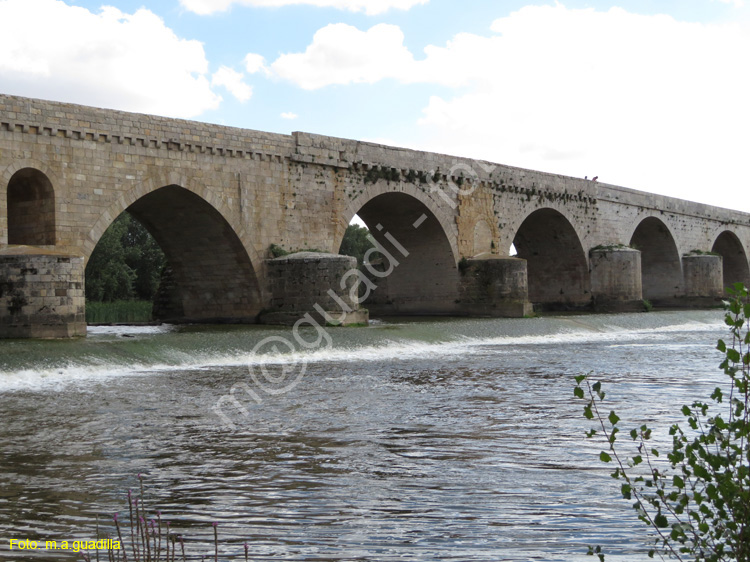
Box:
575 283 750 561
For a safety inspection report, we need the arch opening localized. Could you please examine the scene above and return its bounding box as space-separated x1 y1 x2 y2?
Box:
339 193 458 315
712 231 750 289
7 168 55 245
85 211 166 309
512 208 589 308
630 217 682 301
338 215 374 267
88 185 262 323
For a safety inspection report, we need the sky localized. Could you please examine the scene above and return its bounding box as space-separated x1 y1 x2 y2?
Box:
0 0 748 213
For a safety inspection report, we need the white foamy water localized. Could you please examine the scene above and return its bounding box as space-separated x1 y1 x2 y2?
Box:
0 312 724 393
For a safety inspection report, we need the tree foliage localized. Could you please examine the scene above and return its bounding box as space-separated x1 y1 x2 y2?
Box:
576 283 750 561
339 223 375 266
86 212 166 302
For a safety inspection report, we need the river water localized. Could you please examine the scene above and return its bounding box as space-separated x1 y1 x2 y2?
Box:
0 310 732 561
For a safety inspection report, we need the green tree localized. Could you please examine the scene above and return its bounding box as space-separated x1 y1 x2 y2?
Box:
85 212 165 302
575 283 750 561
339 223 375 266
121 215 166 300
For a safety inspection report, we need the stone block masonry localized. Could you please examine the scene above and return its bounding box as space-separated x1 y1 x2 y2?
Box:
262 252 368 326
457 256 533 317
589 247 644 312
681 253 724 306
0 247 85 338
2 93 750 337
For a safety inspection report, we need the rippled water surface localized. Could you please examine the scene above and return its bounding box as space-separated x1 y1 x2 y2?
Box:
0 311 731 560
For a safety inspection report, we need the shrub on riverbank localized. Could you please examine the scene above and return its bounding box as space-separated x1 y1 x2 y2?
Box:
576 283 749 561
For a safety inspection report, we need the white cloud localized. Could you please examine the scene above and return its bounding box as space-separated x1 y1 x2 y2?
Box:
281 112 299 119
180 0 427 16
244 53 270 75
271 23 415 89
212 66 253 102
414 5 750 209
263 4 750 209
0 0 221 118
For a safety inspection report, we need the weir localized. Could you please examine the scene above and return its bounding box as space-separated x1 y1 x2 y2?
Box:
2 93 750 337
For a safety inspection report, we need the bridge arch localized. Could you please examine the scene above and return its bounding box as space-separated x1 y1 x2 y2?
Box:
339 190 459 315
629 216 682 301
86 176 263 323
510 207 590 308
340 183 458 261
3 166 56 246
711 230 750 289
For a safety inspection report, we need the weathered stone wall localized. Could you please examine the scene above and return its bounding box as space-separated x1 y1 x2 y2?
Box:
457 257 533 317
266 252 358 311
263 252 367 326
683 254 723 299
2 95 749 259
589 247 643 310
0 248 85 338
2 93 750 336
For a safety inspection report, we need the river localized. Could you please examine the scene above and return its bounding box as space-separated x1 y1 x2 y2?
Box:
0 310 731 560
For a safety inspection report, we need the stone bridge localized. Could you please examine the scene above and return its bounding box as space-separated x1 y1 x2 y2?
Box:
2 94 750 337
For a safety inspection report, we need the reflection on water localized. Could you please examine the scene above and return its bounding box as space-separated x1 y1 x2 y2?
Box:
0 311 727 560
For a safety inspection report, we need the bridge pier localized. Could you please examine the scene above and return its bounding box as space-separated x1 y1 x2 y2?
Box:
0 248 86 338
457 256 534 317
260 252 369 326
681 253 724 306
589 247 645 311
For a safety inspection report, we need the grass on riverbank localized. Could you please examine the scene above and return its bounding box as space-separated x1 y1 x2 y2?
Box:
79 476 250 562
86 300 153 324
